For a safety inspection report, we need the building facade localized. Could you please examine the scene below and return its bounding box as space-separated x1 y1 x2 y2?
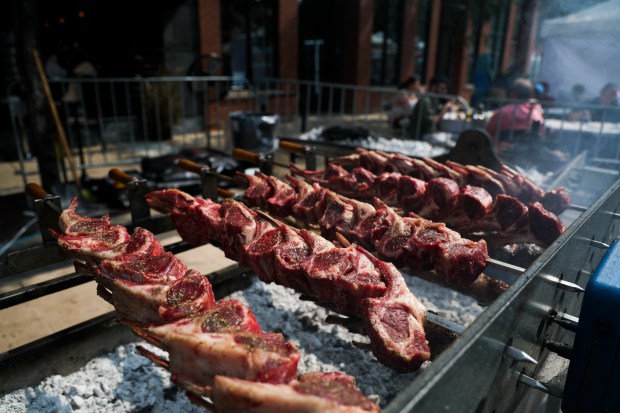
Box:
194 0 541 100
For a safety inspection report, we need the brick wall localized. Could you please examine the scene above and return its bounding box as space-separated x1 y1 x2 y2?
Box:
278 0 299 79
399 1 418 82
342 0 373 86
197 0 221 60
341 0 374 112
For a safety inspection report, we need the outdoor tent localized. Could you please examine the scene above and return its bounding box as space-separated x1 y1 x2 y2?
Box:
537 0 620 101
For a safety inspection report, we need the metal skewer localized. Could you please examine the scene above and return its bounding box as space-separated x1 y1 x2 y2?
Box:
153 162 511 305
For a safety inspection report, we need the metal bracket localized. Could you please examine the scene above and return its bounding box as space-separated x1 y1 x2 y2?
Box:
33 195 62 243
127 179 151 223
199 168 219 201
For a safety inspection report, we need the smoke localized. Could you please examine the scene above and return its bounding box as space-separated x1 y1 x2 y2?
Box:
536 0 620 102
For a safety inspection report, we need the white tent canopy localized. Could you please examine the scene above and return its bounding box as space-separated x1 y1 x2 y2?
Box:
537 0 620 102
540 0 620 38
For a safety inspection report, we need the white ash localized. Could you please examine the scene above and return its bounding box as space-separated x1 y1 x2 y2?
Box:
299 127 449 158
0 273 481 412
512 165 553 187
1 342 201 413
226 274 481 406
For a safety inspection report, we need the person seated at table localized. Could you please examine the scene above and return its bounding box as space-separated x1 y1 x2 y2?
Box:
486 78 566 169
485 78 544 148
535 81 555 103
387 75 423 129
568 82 620 123
406 75 455 139
570 83 587 103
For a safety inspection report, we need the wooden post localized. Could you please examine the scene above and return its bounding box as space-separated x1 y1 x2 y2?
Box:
31 48 81 188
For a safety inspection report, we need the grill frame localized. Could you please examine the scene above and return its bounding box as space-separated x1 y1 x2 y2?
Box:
2 141 619 411
385 177 620 412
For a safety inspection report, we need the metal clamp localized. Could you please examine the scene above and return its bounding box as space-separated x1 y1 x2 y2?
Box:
25 183 62 243
108 169 150 223
176 159 220 201
279 140 317 171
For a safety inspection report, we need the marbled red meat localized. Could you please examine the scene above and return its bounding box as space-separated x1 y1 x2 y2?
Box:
136 299 299 390
240 173 490 290
292 163 564 247
213 372 380 413
331 148 571 214
147 190 431 371
54 197 378 411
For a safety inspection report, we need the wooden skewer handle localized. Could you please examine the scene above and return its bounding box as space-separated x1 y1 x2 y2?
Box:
108 168 135 184
25 183 49 199
279 140 306 153
177 158 204 175
218 187 234 198
232 147 260 164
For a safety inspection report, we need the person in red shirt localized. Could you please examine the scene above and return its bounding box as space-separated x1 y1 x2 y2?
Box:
485 78 567 169
485 78 544 147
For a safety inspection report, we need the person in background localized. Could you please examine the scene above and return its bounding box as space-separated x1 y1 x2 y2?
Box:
485 78 544 145
535 81 554 103
388 75 423 129
570 83 586 103
569 82 620 123
406 75 454 139
486 78 566 168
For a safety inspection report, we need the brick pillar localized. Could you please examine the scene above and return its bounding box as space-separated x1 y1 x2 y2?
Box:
278 0 299 80
425 0 442 85
478 20 491 55
197 0 221 67
342 0 373 86
197 0 222 130
501 2 517 72
514 0 540 75
399 1 418 81
451 15 472 98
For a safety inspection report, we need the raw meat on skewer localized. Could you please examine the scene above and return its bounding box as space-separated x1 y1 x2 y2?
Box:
146 190 431 372
330 148 571 214
232 172 505 304
290 163 565 248
52 198 379 411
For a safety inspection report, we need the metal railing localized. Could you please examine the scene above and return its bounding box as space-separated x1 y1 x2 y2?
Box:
13 75 620 190
253 78 470 137
6 75 470 187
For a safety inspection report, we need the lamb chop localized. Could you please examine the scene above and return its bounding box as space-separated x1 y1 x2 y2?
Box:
211 372 380 413
91 254 216 325
54 200 297 384
290 163 565 248
53 198 379 410
52 199 215 324
132 299 300 393
146 189 431 372
233 172 504 304
331 148 571 214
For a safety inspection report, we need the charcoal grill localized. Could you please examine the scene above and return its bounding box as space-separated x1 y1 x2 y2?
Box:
1 132 619 412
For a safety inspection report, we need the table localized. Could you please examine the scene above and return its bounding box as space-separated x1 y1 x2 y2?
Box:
544 119 620 159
